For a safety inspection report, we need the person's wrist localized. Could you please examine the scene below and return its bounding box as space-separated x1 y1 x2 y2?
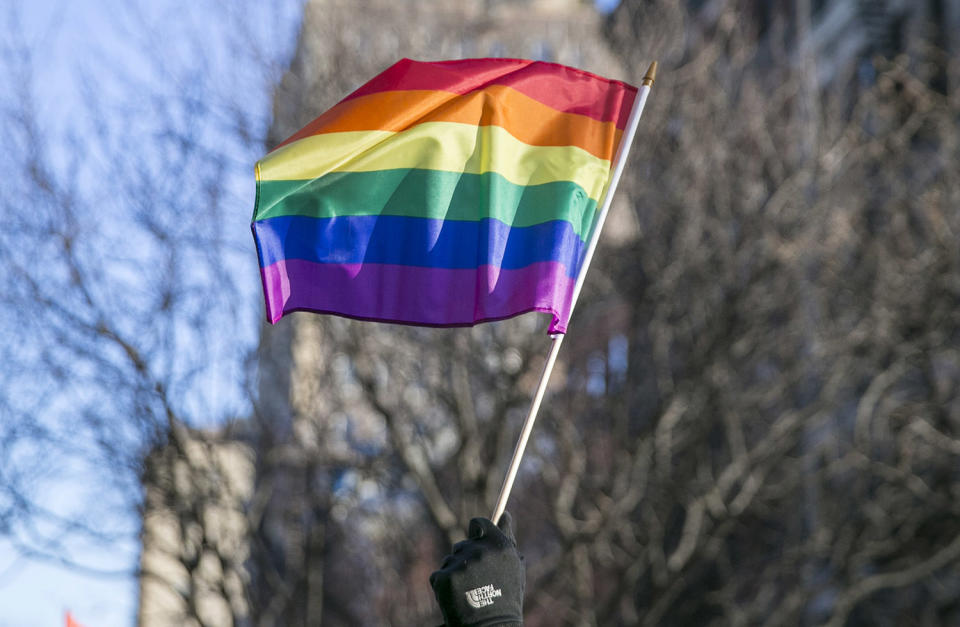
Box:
464 619 521 627
446 617 521 627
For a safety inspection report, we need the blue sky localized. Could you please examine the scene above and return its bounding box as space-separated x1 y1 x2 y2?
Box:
595 0 622 13
1 2 169 622
0 3 133 619
0 1 301 625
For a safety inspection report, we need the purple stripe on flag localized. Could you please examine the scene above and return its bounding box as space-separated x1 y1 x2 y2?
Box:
260 259 576 334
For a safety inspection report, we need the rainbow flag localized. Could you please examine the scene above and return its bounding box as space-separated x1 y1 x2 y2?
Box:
252 58 637 334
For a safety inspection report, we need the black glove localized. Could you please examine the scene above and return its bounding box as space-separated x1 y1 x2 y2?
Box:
430 511 525 627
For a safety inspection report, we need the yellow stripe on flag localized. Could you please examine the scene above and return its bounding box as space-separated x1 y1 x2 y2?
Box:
257 122 612 203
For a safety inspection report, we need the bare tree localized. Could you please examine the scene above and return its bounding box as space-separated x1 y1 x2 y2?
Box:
251 1 960 625
0 0 301 622
584 1 960 625
5 1 960 626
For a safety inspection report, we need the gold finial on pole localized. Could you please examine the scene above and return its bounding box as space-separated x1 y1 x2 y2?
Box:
642 61 658 87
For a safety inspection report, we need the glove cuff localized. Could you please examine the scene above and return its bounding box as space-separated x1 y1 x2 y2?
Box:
463 616 522 627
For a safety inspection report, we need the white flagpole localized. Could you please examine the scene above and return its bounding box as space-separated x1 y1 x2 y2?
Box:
492 62 658 524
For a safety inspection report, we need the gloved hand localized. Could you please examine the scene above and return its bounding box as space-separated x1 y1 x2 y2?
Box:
430 511 525 627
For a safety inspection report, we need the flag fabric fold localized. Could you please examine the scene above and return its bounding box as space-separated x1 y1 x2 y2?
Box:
252 57 637 334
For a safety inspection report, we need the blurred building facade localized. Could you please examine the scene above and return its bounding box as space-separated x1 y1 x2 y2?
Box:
751 0 959 85
799 0 958 86
631 0 959 88
138 428 254 627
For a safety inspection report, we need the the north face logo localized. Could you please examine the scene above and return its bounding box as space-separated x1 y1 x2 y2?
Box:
465 584 503 609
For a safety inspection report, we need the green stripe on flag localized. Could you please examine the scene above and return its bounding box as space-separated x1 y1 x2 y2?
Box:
254 169 598 242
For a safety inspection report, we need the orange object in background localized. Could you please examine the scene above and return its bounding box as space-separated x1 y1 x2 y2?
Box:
66 611 88 627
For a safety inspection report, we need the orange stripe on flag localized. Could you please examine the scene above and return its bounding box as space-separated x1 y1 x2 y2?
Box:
271 86 623 160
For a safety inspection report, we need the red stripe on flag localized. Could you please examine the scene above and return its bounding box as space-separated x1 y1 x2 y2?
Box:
341 58 637 129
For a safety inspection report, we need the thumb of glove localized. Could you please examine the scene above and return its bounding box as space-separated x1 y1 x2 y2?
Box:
467 516 498 540
496 511 517 548
466 512 518 549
